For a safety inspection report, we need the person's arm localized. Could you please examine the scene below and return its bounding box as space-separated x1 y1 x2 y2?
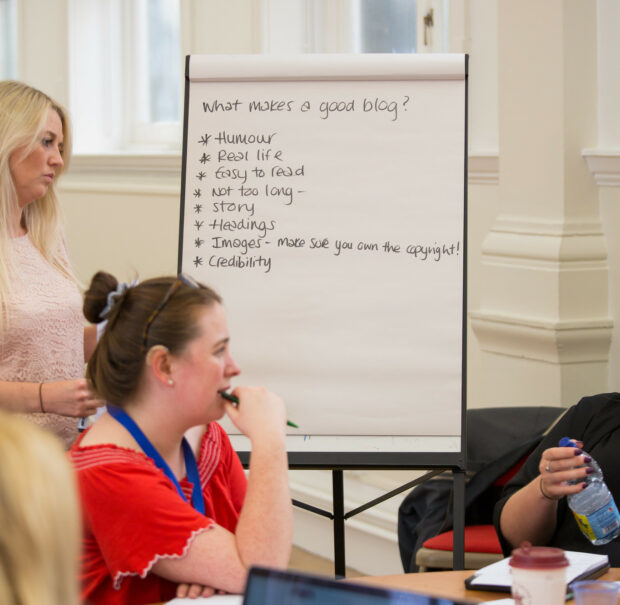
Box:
0 379 102 416
499 442 592 547
233 419 292 569
152 386 293 593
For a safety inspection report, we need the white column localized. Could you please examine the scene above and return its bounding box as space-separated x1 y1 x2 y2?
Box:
585 0 620 392
470 0 611 406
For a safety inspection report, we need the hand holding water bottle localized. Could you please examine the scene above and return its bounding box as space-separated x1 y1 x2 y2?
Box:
554 437 620 545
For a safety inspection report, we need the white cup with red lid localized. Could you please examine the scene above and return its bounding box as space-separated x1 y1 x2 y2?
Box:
509 541 569 605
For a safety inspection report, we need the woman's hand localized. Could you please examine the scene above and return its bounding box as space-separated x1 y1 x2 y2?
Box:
538 439 593 501
500 437 592 548
40 378 103 417
224 386 287 444
176 582 225 599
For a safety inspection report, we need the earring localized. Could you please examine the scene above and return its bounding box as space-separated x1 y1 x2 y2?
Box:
168 379 174 387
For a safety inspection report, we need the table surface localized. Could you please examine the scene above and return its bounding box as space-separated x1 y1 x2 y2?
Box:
154 567 620 604
351 567 620 603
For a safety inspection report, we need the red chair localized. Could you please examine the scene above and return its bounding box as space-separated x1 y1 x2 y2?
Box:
415 524 503 571
415 453 528 571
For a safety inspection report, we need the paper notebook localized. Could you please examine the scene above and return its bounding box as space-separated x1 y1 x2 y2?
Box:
465 550 609 593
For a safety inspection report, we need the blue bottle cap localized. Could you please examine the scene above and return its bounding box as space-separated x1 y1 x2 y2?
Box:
559 437 576 447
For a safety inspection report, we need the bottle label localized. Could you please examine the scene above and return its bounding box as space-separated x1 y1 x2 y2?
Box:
572 498 620 541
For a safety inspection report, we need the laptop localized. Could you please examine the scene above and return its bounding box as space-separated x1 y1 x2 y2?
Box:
242 566 473 605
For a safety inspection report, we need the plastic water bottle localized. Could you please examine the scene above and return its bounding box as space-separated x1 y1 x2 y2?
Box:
559 436 620 545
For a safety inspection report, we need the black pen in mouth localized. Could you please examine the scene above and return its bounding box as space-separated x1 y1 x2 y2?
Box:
220 391 239 406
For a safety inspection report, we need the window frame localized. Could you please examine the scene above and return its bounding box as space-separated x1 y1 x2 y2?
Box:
261 0 450 55
124 0 183 151
0 0 18 79
67 0 454 155
68 0 182 154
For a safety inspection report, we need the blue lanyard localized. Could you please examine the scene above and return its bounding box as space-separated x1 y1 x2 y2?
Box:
107 405 205 515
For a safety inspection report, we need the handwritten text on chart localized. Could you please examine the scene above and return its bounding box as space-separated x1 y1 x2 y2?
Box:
188 125 459 274
195 239 462 274
201 96 412 122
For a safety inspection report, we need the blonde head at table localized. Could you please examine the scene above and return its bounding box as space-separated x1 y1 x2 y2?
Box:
0 410 80 605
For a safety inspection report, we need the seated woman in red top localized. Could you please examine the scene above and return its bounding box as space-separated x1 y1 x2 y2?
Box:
70 271 293 605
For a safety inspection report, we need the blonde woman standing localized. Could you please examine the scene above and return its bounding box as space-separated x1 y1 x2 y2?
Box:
0 81 101 446
0 410 81 605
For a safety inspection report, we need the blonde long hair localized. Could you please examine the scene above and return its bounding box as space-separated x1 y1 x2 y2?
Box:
0 80 76 324
0 411 81 605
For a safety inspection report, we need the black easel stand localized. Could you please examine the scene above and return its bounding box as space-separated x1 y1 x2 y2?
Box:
293 468 466 577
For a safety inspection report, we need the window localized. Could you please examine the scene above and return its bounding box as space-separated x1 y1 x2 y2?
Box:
130 0 182 147
0 0 17 79
353 0 418 53
69 0 182 153
262 0 449 55
68 0 449 154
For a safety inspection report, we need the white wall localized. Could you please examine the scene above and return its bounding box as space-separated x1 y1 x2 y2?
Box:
11 0 620 577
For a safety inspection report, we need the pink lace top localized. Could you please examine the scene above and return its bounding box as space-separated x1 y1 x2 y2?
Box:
0 234 83 446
